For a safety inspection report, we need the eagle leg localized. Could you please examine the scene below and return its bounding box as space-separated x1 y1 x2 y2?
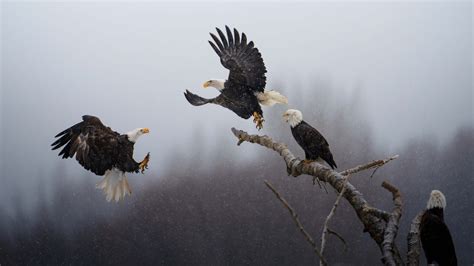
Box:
139 152 150 174
301 159 315 165
237 135 245 146
252 112 264 130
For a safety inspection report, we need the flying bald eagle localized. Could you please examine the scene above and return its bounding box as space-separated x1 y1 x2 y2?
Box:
51 115 150 202
283 109 337 169
420 190 457 266
184 26 288 130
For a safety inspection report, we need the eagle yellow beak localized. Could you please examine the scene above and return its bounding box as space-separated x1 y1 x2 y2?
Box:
202 81 211 88
142 128 150 134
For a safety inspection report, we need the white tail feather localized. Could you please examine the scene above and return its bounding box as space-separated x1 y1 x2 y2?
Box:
96 169 132 202
256 90 288 106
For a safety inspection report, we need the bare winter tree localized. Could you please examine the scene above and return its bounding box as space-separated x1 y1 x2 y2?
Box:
231 128 423 265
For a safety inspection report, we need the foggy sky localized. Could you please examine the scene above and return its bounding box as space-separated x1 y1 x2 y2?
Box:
1 2 472 212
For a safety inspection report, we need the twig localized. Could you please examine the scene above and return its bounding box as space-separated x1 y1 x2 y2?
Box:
340 155 399 176
320 174 351 264
407 212 423 266
264 180 327 266
381 181 403 266
313 176 323 189
327 228 348 251
313 176 329 193
369 166 381 178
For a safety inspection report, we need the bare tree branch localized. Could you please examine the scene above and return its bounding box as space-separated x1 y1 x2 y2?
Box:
231 128 403 264
363 207 391 222
407 212 423 266
320 174 351 265
263 180 327 266
340 155 399 176
381 181 403 266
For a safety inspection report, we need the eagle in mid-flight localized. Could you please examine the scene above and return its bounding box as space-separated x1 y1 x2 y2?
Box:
420 190 457 266
184 26 288 130
283 109 337 169
51 115 150 202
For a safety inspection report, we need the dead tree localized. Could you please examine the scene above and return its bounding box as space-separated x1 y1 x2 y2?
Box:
231 128 422 265
406 213 423 266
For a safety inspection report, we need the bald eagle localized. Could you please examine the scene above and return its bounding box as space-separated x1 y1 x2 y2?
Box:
420 190 457 266
283 109 337 169
51 115 150 202
184 26 288 130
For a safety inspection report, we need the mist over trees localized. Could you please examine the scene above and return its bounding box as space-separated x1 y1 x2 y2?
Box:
0 83 472 265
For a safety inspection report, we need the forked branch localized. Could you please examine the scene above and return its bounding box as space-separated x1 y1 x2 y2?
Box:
320 174 351 265
264 180 327 266
340 155 399 176
231 128 402 265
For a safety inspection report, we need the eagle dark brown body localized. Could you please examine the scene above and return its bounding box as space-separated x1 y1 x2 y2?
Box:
291 120 337 169
52 115 150 202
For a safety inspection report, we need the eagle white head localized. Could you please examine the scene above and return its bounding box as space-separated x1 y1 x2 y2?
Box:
283 109 303 127
203 79 225 91
126 128 150 143
426 190 446 209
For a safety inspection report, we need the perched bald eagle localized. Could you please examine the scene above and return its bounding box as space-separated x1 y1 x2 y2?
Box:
283 109 337 169
420 190 457 266
184 26 288 130
51 115 150 202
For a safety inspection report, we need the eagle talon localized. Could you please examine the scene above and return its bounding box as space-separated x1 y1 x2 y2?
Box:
139 152 150 174
300 159 315 165
237 135 245 146
252 112 264 130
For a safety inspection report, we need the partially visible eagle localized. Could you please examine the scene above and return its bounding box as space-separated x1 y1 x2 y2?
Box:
51 115 150 202
184 26 288 130
420 190 457 266
283 109 337 169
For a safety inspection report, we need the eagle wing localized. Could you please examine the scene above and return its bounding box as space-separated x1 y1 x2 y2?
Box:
51 115 125 175
183 90 259 120
208 26 267 93
420 212 457 265
293 121 337 169
212 93 257 119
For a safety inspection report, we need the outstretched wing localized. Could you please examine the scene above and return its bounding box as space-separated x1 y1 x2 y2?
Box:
208 26 267 92
184 90 214 106
51 115 122 175
183 90 256 119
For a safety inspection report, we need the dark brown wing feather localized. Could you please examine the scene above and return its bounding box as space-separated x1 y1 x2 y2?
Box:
183 26 265 121
291 121 337 169
183 89 261 120
51 115 139 175
209 26 267 93
420 209 457 266
212 92 261 119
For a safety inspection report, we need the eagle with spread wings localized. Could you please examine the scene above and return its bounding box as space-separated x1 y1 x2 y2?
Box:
52 115 150 202
184 26 287 130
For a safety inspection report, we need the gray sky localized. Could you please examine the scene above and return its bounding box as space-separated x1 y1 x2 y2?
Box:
1 2 472 211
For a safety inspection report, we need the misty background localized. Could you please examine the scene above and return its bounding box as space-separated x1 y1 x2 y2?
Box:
1 1 472 265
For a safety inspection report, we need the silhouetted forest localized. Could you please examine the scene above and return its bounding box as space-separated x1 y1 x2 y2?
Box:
1 84 472 265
